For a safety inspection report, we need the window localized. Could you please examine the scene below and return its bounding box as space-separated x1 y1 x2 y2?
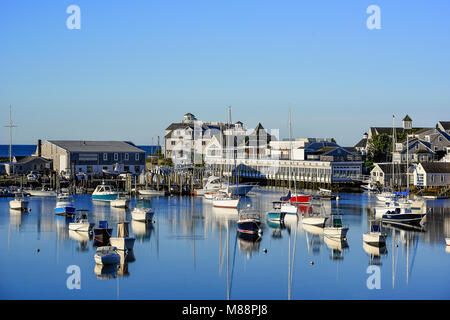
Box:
171 141 176 146
135 153 139 161
114 153 118 161
202 141 206 145
103 153 108 161
125 153 129 161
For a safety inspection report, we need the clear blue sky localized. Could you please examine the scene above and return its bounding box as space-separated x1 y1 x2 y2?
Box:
1 0 449 146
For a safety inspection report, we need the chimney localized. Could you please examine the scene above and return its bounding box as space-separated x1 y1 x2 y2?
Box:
38 139 42 157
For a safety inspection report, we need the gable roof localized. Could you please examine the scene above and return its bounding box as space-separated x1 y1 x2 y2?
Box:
419 162 450 173
47 141 145 153
374 163 408 175
438 121 450 131
403 115 412 121
354 138 368 148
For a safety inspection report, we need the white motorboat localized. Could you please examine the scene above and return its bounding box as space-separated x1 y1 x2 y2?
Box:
281 202 298 214
324 214 348 240
302 215 328 227
9 193 28 211
110 194 130 208
68 210 95 232
27 188 57 197
194 176 222 196
212 191 240 208
92 181 118 201
110 222 136 251
363 220 386 246
362 182 379 192
138 188 167 196
445 238 450 246
131 206 154 222
94 246 121 265
377 204 426 225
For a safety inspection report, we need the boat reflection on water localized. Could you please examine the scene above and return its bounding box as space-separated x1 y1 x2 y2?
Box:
94 263 118 280
324 236 349 261
302 224 324 255
117 250 136 277
237 232 261 259
68 230 91 251
363 242 388 266
131 220 154 242
212 206 239 220
9 209 28 230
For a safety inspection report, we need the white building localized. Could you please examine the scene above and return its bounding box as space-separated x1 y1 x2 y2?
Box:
413 162 450 187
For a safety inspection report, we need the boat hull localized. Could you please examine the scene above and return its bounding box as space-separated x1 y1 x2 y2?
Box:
237 220 261 235
94 253 120 265
289 194 312 203
28 190 57 197
92 193 118 201
363 232 386 246
302 216 327 227
131 209 154 222
324 227 348 239
213 198 240 208
446 238 450 246
69 222 95 232
109 237 136 251
54 206 76 215
227 184 254 196
93 228 113 245
110 199 129 208
381 212 426 224
9 200 28 210
138 189 166 196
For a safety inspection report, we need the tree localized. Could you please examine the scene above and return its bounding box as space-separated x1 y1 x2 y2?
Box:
366 133 392 162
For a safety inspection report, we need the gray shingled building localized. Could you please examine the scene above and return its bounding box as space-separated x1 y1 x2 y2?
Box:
38 140 146 176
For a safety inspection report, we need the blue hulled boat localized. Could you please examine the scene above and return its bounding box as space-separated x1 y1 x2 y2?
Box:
54 193 76 215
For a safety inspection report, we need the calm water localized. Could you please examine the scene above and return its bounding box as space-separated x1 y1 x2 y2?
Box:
0 188 449 300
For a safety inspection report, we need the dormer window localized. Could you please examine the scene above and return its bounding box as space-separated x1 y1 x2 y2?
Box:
135 153 139 161
125 153 129 161
114 153 118 161
103 153 108 161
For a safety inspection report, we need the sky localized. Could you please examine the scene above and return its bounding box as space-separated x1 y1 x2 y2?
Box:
1 0 449 146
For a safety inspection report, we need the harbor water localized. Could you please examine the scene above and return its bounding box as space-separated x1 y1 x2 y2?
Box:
0 188 449 299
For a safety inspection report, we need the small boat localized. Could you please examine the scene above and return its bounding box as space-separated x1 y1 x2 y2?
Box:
138 188 167 196
316 188 337 200
281 201 298 214
109 222 136 251
221 182 256 196
212 191 240 208
94 246 121 265
363 220 386 246
380 205 426 225
27 187 57 197
237 207 262 235
131 206 154 222
281 190 312 204
91 181 118 201
68 210 95 232
194 176 222 196
110 194 130 208
302 213 328 227
266 201 286 224
54 193 76 215
446 238 450 246
362 182 379 192
93 221 113 245
324 214 348 240
9 192 28 211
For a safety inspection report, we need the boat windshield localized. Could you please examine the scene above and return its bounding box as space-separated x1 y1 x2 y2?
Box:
332 217 343 228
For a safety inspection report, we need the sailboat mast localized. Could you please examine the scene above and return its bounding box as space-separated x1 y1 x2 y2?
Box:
392 115 395 189
288 108 292 191
4 105 18 170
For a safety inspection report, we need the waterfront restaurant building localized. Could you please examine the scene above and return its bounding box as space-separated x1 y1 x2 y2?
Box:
39 140 146 176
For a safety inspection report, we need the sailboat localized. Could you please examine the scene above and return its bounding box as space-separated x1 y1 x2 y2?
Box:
324 214 349 240
363 220 386 246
